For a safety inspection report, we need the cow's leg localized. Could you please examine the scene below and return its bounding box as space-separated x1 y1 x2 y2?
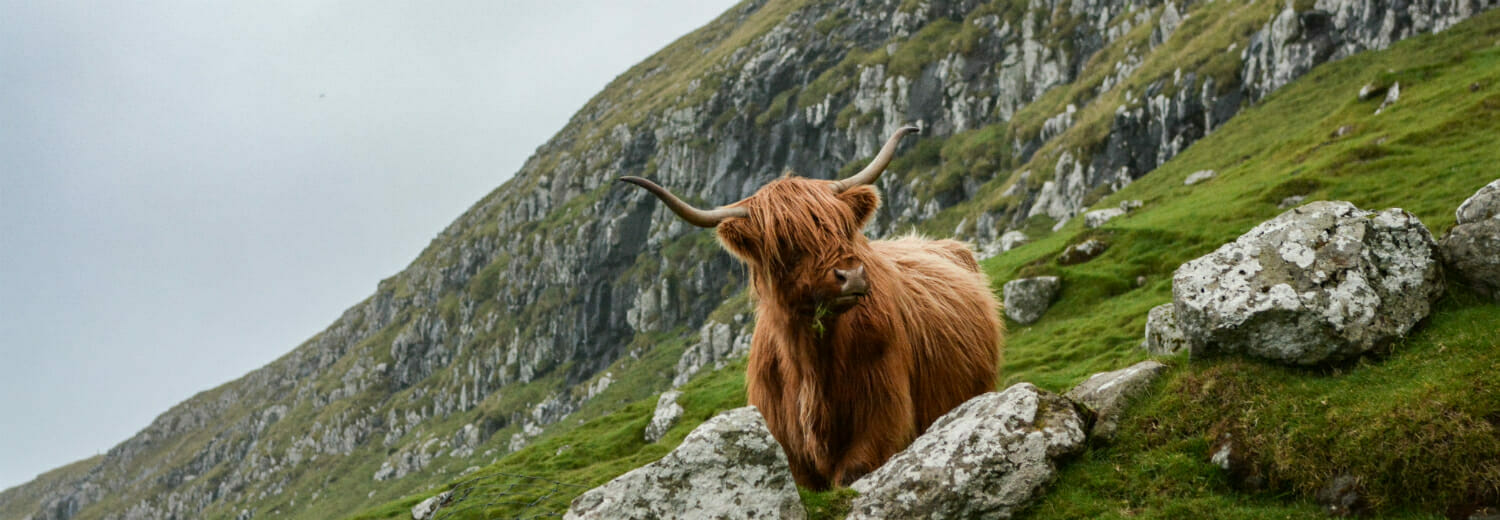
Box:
829 390 914 487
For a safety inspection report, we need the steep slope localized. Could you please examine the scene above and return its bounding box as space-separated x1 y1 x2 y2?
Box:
3 0 1494 519
379 8 1500 519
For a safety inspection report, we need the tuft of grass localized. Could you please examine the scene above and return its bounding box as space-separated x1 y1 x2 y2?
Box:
801 487 860 520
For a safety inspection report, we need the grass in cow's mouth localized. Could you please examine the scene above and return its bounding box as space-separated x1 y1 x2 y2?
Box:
811 302 831 338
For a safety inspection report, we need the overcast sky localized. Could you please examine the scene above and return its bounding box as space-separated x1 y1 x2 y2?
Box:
0 0 739 491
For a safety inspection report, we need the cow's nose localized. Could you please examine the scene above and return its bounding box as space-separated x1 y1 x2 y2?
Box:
834 265 868 297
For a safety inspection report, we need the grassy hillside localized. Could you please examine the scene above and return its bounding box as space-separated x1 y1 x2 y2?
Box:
352 9 1500 520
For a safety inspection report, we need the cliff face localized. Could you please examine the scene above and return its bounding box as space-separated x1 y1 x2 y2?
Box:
4 0 1493 519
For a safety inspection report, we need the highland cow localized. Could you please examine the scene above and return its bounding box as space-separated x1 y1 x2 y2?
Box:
619 126 1003 489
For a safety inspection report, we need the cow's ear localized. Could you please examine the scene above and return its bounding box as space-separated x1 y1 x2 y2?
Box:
837 185 880 227
715 217 759 263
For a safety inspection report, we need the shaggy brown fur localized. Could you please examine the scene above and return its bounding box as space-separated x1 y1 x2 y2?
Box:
713 177 1004 489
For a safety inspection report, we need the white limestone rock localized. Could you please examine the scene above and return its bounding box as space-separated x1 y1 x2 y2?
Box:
848 384 1086 519
410 491 451 520
643 391 684 443
1000 230 1030 252
1455 178 1500 224
1172 201 1443 365
565 407 805 520
1184 169 1217 185
1085 207 1128 228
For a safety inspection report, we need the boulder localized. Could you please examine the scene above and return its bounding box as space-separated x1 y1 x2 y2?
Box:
643 390 684 443
1441 217 1500 300
1141 303 1189 356
1059 239 1109 265
1064 360 1168 440
410 490 451 520
1456 179 1500 224
1173 201 1443 365
1003 276 1062 325
1442 180 1500 299
565 407 805 520
1185 170 1217 185
1085 207 1127 228
848 384 1086 519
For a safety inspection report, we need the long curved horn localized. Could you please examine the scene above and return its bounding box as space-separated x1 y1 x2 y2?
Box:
617 176 748 228
830 125 921 193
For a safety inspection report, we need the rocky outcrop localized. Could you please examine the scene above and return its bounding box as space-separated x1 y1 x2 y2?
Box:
1242 0 1494 101
1064 361 1168 440
410 491 451 520
1184 169 1217 185
1441 179 1500 300
564 407 805 520
1006 0 1493 239
672 315 753 388
643 391 684 443
848 383 1086 519
1085 208 1127 228
1173 201 1444 365
1003 276 1063 324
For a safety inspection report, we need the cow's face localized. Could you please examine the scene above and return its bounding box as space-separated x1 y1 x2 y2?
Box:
618 126 917 318
714 178 877 316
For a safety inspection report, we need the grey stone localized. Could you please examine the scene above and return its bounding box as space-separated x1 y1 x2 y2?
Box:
410 490 452 520
1004 276 1062 325
1059 239 1109 265
1279 194 1308 209
565 407 805 520
1456 178 1500 224
673 318 752 387
643 390 684 443
1142 303 1189 356
1173 201 1443 365
1064 360 1168 440
1184 169 1217 185
848 384 1086 520
1441 219 1500 300
1375 82 1400 115
1085 207 1127 228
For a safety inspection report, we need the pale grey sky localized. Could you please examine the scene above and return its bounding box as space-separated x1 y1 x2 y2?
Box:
0 0 739 491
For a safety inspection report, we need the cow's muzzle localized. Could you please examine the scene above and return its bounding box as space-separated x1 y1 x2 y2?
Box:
832 266 868 308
